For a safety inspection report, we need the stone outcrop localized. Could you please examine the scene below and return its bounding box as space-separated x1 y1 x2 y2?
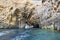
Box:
0 0 60 29
0 0 41 28
41 0 60 30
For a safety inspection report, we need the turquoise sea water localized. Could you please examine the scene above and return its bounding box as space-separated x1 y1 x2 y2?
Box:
0 29 60 40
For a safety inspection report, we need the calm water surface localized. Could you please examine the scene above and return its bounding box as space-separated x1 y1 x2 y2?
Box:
0 29 60 40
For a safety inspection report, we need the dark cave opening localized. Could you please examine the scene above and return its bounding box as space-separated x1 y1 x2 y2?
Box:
32 24 39 28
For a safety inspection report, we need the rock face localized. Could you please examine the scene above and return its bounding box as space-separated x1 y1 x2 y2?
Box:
41 0 60 30
0 0 41 28
0 0 60 29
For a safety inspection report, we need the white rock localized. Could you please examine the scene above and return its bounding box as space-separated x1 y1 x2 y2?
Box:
25 24 33 29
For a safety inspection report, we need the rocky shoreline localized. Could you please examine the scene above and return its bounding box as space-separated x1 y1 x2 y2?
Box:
0 0 60 31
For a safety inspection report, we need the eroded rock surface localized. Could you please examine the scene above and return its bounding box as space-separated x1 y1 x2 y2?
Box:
0 0 60 29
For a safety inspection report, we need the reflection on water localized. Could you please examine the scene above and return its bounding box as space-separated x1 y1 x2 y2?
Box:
12 29 31 40
0 29 60 40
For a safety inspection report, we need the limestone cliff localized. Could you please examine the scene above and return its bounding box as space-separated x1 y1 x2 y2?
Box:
0 0 60 29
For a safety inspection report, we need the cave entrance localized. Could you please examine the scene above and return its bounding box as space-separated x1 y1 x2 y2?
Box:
32 24 39 28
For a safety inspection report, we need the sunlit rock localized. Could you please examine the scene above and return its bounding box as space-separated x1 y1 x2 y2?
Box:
25 24 33 29
0 0 60 30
